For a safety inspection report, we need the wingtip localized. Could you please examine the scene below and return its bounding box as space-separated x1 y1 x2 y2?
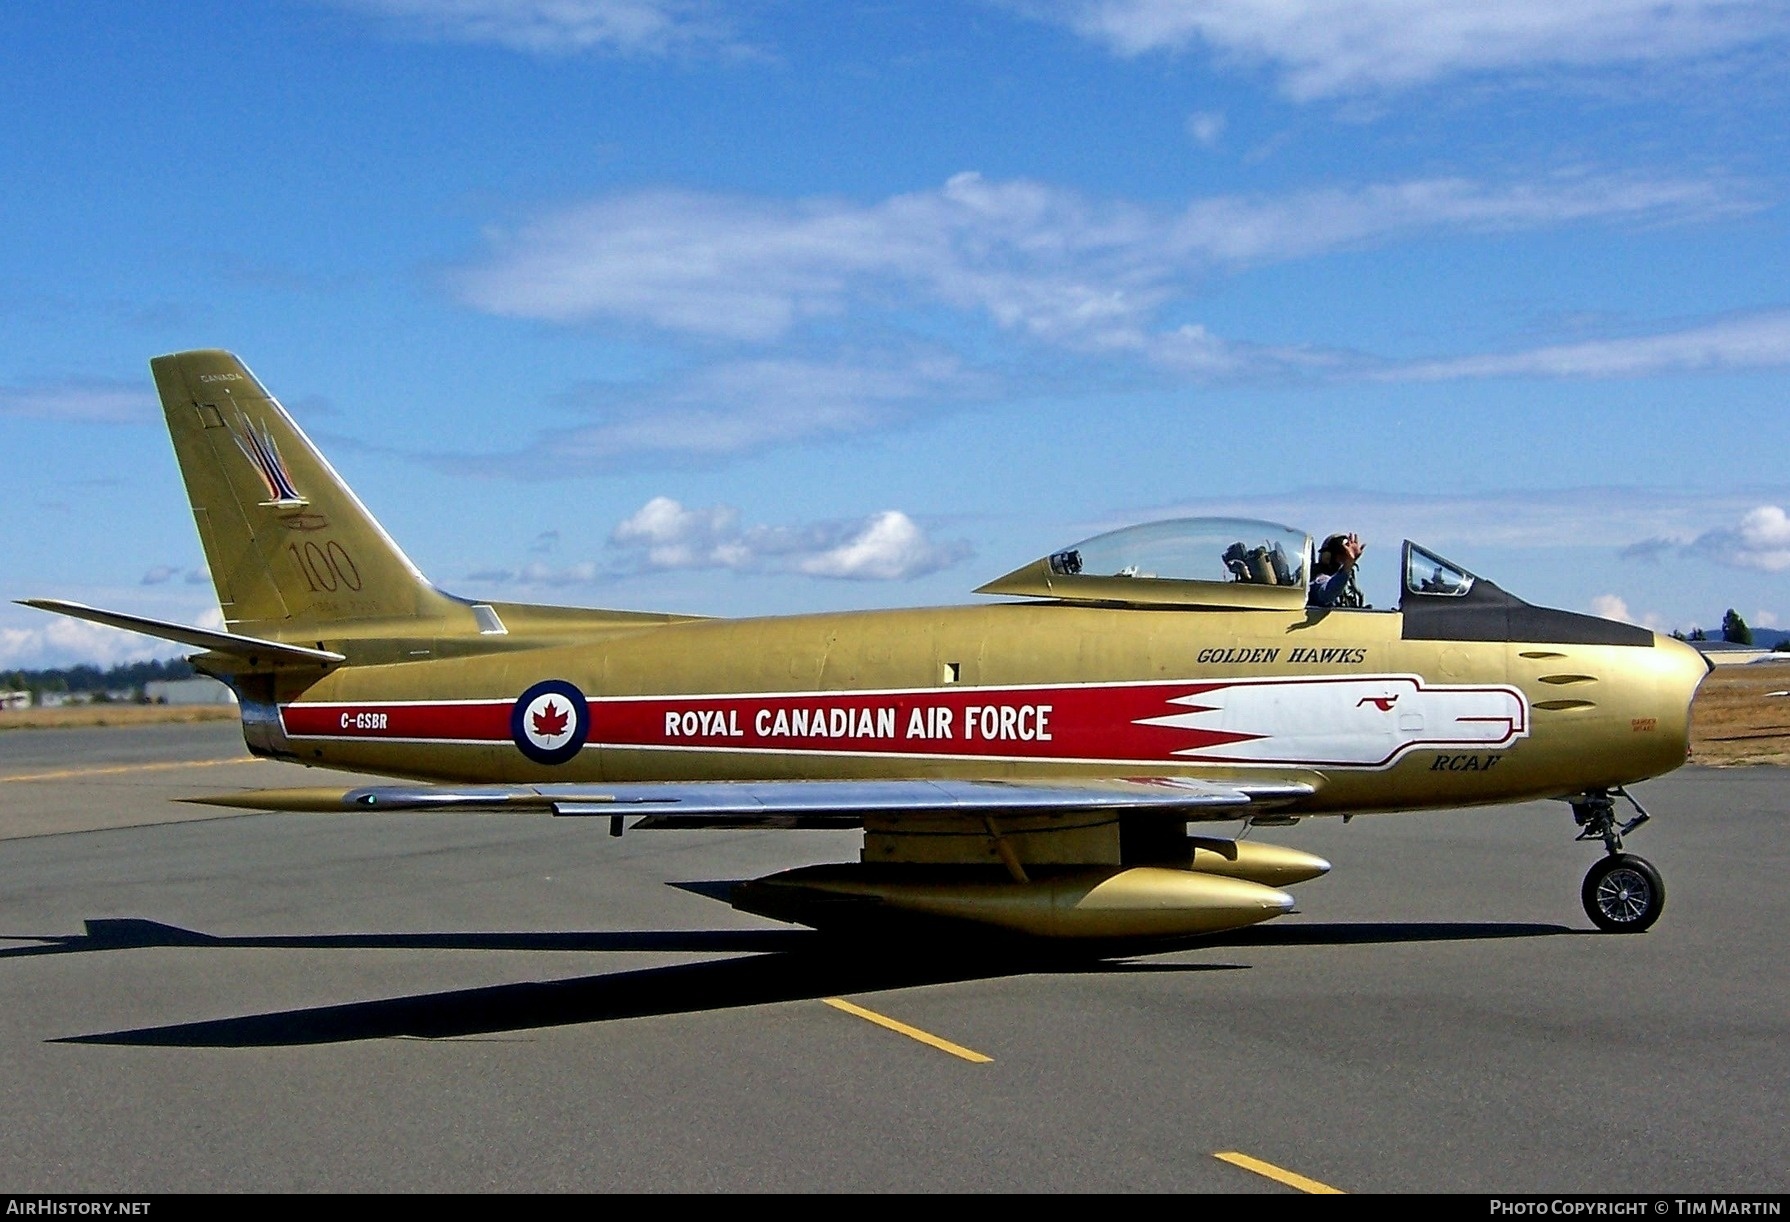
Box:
180 788 358 812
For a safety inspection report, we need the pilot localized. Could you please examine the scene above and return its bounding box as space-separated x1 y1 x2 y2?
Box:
1309 533 1365 607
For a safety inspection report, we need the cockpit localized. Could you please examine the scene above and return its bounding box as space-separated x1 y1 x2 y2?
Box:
1045 518 1310 588
976 517 1319 610
976 517 1495 613
973 516 1657 646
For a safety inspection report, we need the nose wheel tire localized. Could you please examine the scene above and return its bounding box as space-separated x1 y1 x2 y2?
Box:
1581 853 1664 933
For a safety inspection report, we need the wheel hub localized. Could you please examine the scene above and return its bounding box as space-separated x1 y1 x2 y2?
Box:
1594 868 1652 924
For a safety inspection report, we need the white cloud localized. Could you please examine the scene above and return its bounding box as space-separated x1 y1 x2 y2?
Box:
522 560 601 585
465 561 603 586
466 499 970 586
1139 485 1790 554
795 512 961 581
1149 322 1351 375
442 351 991 472
1624 504 1790 571
1590 593 1634 621
1185 110 1225 146
1389 310 1790 381
1688 504 1790 572
0 617 177 671
337 0 736 57
0 601 224 670
1032 0 1788 98
458 170 1739 358
0 379 155 424
457 174 1164 345
450 171 1768 472
1587 594 1666 629
608 498 971 581
1169 174 1741 265
610 497 751 570
1755 609 1780 628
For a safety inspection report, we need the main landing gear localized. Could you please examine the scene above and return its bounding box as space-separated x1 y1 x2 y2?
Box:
1569 789 1664 933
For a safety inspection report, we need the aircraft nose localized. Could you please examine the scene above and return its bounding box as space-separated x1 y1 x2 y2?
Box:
1653 632 1713 759
1656 631 1715 686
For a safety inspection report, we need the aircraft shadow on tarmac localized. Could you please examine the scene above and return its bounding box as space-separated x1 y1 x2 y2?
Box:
6 911 1574 1049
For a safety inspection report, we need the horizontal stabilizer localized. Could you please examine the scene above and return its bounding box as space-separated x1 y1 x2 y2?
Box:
186 776 1315 826
17 599 345 666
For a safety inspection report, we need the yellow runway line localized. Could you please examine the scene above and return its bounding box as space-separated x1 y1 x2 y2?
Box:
1 757 264 784
1214 1151 1344 1194
822 997 993 1063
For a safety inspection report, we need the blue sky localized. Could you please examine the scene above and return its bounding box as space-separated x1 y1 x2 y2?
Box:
4 0 1788 666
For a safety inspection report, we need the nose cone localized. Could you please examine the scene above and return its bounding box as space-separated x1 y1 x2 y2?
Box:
1652 632 1713 763
1656 631 1714 692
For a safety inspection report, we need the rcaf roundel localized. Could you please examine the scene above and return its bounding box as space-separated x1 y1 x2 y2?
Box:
510 679 590 765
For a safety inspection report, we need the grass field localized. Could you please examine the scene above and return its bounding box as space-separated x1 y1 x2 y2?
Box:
4 666 1785 763
1690 663 1790 766
0 704 239 732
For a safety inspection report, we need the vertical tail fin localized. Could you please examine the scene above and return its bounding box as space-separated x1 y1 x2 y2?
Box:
152 350 457 638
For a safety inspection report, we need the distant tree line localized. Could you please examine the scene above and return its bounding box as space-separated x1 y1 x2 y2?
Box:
1 657 196 695
1670 610 1790 651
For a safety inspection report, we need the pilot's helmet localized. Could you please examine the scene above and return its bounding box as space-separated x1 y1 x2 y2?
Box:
1315 534 1350 575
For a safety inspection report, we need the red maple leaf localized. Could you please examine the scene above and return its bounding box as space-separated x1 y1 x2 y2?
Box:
532 700 570 739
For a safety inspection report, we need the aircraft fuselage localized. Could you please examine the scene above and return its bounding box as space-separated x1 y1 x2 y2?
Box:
252 599 1707 816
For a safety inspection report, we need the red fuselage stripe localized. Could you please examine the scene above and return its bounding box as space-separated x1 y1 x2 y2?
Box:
279 677 1525 765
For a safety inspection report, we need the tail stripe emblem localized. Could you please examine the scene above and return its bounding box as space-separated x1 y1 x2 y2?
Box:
233 417 304 505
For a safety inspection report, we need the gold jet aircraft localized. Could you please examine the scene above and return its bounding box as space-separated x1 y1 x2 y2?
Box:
25 351 1711 945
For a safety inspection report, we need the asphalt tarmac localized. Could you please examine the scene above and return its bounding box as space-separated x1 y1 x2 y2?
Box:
1 722 1785 1193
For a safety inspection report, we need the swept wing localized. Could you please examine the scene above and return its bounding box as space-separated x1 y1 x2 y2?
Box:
191 775 1317 828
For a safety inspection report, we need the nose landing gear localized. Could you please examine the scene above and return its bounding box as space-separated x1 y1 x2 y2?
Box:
1569 789 1664 933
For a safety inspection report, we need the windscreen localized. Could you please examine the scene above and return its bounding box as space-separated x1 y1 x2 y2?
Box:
1404 542 1476 597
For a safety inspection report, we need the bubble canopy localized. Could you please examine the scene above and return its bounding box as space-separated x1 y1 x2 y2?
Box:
975 518 1316 609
